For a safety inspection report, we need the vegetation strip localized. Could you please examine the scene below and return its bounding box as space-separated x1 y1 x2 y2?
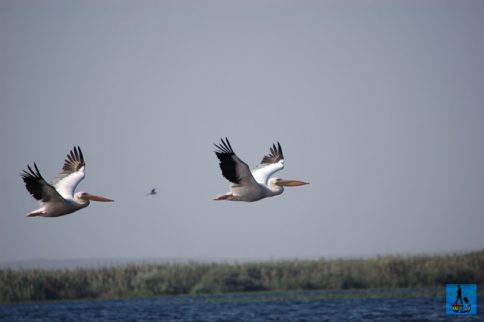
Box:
0 251 482 304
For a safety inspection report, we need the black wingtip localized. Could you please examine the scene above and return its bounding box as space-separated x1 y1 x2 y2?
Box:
20 165 32 180
63 146 85 171
27 164 36 176
34 162 41 176
277 142 284 159
213 137 242 184
260 140 284 164
214 137 234 155
77 146 84 164
21 162 44 182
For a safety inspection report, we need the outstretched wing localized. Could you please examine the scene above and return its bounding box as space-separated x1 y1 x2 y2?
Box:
261 142 284 165
21 163 65 203
252 142 285 185
214 138 258 187
53 146 86 199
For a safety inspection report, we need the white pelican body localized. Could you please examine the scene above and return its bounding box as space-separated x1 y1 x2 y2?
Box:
213 138 308 202
21 146 113 217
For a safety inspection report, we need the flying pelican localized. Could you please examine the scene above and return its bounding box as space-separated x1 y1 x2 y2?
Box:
146 188 157 196
213 138 308 201
21 146 114 217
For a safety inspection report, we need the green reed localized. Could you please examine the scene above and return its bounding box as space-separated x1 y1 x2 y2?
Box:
1 250 482 304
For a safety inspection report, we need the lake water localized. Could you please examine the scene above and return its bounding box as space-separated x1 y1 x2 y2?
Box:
1 289 482 321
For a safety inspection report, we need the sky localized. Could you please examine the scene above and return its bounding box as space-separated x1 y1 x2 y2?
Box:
1 0 484 263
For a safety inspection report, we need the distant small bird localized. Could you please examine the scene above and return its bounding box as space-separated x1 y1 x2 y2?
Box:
213 138 308 201
146 188 157 196
21 146 114 217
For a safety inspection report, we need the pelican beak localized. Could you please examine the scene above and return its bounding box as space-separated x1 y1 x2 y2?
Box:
85 194 114 202
275 179 309 187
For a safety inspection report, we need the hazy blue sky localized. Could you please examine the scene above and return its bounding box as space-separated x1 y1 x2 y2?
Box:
1 0 483 263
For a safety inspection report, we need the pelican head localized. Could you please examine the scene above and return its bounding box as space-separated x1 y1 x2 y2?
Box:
76 192 114 204
267 178 309 195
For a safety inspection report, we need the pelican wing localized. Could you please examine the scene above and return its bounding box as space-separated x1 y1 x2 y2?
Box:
21 163 65 203
261 142 284 165
252 142 285 185
214 138 258 187
53 146 86 199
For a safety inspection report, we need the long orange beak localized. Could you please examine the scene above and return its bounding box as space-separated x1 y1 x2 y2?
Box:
275 179 309 187
85 194 114 202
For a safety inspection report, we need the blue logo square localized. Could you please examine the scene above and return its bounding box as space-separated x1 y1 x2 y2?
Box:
446 284 477 315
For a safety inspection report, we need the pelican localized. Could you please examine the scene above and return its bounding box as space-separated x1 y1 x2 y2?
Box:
213 138 308 201
146 188 157 196
21 146 114 217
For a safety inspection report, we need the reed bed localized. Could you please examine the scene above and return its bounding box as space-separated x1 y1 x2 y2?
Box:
1 250 482 304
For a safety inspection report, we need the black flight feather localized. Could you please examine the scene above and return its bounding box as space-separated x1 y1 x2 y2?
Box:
260 142 284 164
21 163 52 202
214 137 241 184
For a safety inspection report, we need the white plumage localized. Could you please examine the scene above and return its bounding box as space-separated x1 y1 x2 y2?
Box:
21 146 113 217
213 138 308 202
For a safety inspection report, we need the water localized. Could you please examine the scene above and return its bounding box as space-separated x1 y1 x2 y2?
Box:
1 289 482 321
